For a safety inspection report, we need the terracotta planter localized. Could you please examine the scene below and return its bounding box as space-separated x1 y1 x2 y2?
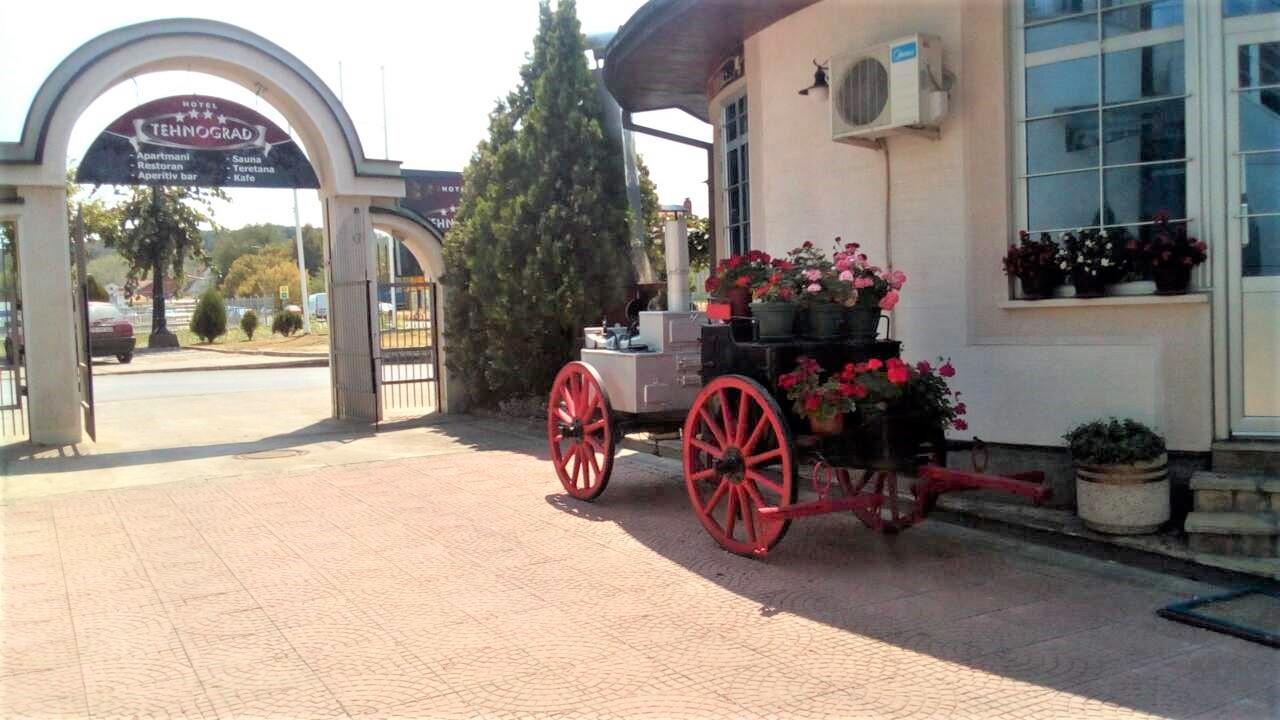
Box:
1153 265 1193 295
803 303 845 339
809 413 845 437
845 306 882 342
1075 453 1169 534
751 301 797 340
1072 271 1107 298
726 287 752 317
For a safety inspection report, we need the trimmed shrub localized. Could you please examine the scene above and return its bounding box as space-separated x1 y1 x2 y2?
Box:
271 310 303 337
189 289 227 344
240 309 259 340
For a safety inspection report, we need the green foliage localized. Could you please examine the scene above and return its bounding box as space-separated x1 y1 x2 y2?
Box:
444 0 632 405
271 310 303 337
221 245 301 300
86 253 129 287
637 155 663 275
85 275 109 302
189 289 228 344
208 223 322 281
1064 418 1166 465
240 310 259 340
687 214 712 273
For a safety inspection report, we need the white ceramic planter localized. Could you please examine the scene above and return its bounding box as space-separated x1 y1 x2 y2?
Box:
1075 454 1170 534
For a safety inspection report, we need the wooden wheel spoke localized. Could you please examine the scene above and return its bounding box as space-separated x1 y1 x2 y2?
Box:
702 479 731 518
743 480 770 511
689 467 717 483
569 446 583 488
717 389 734 445
582 443 600 480
689 436 723 459
697 408 728 449
746 469 785 497
556 407 573 425
723 489 738 537
584 418 606 434
734 392 750 446
556 446 574 471
742 414 769 455
740 489 757 544
746 447 784 468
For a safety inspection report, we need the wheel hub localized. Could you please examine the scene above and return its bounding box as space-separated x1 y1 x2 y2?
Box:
715 447 745 482
559 420 583 439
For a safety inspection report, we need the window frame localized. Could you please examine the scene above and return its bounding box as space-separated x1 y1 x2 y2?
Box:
1011 0 1205 294
720 90 750 257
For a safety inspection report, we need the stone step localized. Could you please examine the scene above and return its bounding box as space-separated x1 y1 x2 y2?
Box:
1191 471 1280 512
1212 440 1280 477
1185 511 1280 558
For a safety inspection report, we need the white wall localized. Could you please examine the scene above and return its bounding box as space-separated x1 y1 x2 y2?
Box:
723 0 1213 450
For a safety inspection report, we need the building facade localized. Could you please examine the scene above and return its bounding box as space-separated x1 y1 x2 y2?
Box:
604 0 1280 453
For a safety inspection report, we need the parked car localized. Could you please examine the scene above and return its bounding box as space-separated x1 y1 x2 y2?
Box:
308 292 328 319
4 301 136 364
88 302 136 363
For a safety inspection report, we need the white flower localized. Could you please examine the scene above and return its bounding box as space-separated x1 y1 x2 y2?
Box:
1100 230 1109 238
1060 262 1069 270
1101 258 1111 267
1090 269 1097 275
1077 255 1084 263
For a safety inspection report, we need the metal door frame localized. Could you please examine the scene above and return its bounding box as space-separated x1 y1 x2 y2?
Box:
1225 25 1280 437
0 217 26 440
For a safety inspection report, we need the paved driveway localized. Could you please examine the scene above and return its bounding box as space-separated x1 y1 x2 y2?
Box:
2 422 1275 719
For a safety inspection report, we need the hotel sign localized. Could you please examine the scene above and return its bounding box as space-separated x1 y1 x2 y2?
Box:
77 95 319 189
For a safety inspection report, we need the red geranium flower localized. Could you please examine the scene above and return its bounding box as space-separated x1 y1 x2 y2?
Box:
938 361 956 378
887 365 910 385
916 360 932 374
866 358 883 371
954 419 968 431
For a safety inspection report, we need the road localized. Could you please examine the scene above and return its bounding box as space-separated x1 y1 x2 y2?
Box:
94 365 330 402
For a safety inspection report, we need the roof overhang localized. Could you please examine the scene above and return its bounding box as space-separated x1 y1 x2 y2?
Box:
602 0 819 122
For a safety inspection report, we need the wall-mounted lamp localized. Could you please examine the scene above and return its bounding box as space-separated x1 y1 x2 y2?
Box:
797 59 829 98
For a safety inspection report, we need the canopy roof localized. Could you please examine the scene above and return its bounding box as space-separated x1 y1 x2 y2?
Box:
602 0 819 122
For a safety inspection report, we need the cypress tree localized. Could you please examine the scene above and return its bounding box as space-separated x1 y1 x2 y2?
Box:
445 0 632 405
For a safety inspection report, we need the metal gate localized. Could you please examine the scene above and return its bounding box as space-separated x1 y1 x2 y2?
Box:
71 217 95 441
0 220 26 440
378 279 439 418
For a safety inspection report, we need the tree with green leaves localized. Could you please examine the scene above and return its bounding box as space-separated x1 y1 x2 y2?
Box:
85 275 109 302
637 155 663 274
444 0 632 405
104 186 225 346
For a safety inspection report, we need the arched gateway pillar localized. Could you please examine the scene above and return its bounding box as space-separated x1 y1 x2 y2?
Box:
0 19 409 445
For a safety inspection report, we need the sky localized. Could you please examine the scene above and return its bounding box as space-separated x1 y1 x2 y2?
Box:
0 0 712 229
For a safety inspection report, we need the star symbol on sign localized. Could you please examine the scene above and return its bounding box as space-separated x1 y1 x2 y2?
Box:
175 112 186 122
216 115 227 124
203 110 214 119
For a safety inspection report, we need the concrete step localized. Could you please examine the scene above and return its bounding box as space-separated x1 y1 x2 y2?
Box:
1212 440 1280 477
1191 471 1280 512
1185 511 1279 557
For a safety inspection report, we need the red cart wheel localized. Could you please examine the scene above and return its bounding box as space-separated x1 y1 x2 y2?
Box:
547 362 615 501
682 375 796 556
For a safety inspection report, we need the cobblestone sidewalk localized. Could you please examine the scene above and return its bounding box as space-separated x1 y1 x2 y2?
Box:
3 433 1275 718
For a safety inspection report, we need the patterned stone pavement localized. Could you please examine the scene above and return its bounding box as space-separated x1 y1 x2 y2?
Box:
2 425 1276 719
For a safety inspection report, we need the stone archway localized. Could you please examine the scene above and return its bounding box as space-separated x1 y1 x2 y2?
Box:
0 19 408 444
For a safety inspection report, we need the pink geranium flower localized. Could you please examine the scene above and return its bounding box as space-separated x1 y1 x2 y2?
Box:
878 290 899 310
806 283 822 293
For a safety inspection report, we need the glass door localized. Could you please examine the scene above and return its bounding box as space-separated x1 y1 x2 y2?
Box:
1228 29 1280 436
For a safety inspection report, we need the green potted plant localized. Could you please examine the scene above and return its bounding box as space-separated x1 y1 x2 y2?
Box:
704 251 772 317
1003 231 1063 300
1064 418 1169 534
750 257 800 340
787 243 845 339
1129 213 1206 295
1056 229 1118 298
833 238 902 340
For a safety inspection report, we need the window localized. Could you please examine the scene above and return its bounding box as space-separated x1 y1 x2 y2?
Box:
1017 1 1193 278
722 93 750 256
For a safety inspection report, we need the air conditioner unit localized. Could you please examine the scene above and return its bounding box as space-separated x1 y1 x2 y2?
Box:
830 34 947 145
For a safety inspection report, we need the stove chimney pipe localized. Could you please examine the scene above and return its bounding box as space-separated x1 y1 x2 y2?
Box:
662 201 691 312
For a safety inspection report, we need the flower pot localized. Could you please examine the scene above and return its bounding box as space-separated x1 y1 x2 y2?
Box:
803 303 845 339
726 287 752 317
1018 270 1060 300
1071 272 1107 299
1153 266 1193 295
845 306 882 342
751 301 797 340
1074 453 1169 534
809 413 845 437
